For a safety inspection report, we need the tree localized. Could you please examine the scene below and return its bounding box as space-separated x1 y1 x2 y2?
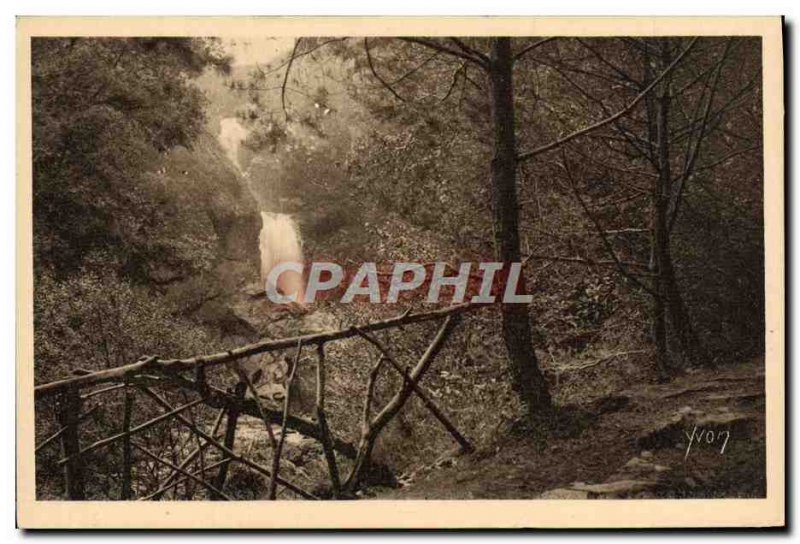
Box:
32 38 231 278
523 37 760 375
486 38 552 418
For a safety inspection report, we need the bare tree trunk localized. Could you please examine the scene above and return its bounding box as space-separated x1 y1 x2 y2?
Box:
651 43 673 378
653 39 706 369
120 391 134 499
662 251 706 365
57 388 85 500
488 38 552 419
650 239 669 380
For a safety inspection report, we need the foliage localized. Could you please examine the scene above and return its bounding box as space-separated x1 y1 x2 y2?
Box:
34 270 211 384
32 37 230 278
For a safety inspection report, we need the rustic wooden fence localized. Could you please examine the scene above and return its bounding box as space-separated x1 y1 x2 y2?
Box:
34 303 476 500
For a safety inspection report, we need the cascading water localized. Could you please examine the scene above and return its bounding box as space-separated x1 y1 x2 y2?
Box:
217 117 318 451
218 118 250 173
214 114 336 461
259 211 305 302
217 117 305 302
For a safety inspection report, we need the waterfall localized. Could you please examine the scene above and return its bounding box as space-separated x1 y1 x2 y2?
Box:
217 118 306 302
259 211 305 302
218 117 249 172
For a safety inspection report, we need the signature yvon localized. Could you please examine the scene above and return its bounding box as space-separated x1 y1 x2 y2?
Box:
684 426 731 460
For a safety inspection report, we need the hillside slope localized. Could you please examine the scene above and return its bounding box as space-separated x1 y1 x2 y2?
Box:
374 358 766 500
148 130 263 344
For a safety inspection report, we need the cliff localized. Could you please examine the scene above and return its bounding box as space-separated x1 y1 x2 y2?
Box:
148 130 263 344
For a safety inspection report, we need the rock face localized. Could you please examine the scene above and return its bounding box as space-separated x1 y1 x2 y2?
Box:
149 131 262 344
145 125 347 412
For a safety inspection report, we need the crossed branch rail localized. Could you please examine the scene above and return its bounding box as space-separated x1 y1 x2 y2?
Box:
34 303 480 501
35 302 476 399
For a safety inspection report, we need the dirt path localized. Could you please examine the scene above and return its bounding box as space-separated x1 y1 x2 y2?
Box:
375 358 765 500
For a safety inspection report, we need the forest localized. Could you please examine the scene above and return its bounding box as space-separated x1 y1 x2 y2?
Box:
31 35 765 501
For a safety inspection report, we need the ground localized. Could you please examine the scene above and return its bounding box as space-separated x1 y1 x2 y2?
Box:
371 357 766 500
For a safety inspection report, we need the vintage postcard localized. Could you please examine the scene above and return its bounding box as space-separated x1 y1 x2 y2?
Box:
16 16 784 529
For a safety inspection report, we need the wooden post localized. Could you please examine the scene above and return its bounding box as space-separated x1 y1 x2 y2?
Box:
147 407 226 501
353 328 473 453
211 382 246 499
57 388 85 500
268 340 303 500
345 316 457 492
315 343 341 498
120 390 134 499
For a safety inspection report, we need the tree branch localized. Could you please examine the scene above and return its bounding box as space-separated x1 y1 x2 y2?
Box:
514 37 556 61
691 145 759 174
440 62 467 102
517 37 698 163
526 253 653 272
389 50 440 85
364 38 406 102
257 38 346 79
398 37 489 69
281 38 301 120
448 37 490 65
669 39 732 232
577 38 643 88
561 154 658 297
534 55 656 167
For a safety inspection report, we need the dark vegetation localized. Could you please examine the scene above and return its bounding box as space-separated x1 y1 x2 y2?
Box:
32 36 764 500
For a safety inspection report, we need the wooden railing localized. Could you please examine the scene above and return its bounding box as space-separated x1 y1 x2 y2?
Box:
34 303 477 500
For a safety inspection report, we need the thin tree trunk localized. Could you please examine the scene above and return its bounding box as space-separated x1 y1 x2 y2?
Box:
488 38 552 419
662 250 706 365
120 391 134 499
653 39 706 369
642 44 670 380
650 240 669 380
57 388 85 500
652 41 673 378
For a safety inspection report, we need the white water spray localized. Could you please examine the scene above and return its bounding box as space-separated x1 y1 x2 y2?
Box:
259 211 305 302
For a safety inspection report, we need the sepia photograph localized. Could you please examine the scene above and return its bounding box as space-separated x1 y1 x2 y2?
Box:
15 16 784 529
